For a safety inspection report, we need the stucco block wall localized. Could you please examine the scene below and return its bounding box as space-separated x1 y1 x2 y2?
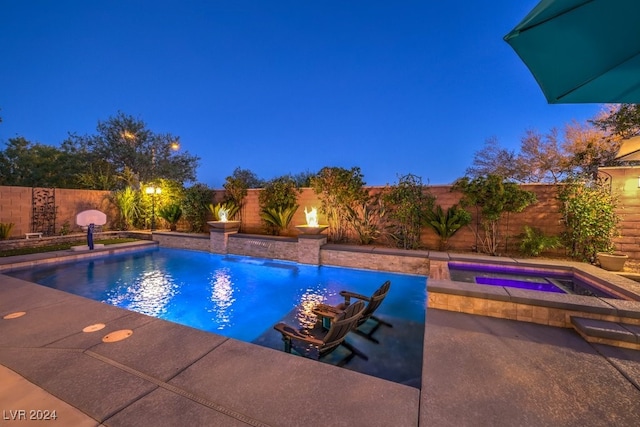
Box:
3 168 639 260
421 184 564 254
0 186 113 237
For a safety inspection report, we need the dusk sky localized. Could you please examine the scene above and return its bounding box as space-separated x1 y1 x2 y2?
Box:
1 1 603 188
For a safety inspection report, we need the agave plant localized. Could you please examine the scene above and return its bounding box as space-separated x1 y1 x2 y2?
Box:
260 205 298 235
0 222 14 240
344 197 385 245
158 204 183 231
208 201 240 221
425 204 472 251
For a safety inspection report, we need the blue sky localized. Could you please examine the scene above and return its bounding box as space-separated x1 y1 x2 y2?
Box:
0 1 602 187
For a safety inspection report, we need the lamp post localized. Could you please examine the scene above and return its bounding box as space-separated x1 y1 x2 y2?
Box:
145 185 162 231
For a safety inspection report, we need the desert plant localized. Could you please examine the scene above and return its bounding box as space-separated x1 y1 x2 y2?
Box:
158 204 183 231
0 222 14 240
208 201 240 221
519 226 561 257
344 195 385 245
426 204 472 251
558 178 620 262
260 205 298 235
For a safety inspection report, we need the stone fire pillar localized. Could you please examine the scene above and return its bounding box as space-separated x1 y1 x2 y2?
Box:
297 234 327 265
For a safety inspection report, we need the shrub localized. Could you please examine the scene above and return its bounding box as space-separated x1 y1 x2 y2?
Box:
182 183 213 232
110 187 141 230
382 174 434 250
311 167 368 243
558 179 620 262
519 226 561 257
453 175 537 256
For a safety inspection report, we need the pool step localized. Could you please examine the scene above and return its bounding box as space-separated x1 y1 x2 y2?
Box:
571 317 640 350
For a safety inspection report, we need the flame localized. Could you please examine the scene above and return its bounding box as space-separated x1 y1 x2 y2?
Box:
219 208 228 222
304 207 318 227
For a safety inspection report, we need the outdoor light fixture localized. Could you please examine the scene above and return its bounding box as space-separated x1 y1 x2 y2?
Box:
637 176 640 188
145 186 162 231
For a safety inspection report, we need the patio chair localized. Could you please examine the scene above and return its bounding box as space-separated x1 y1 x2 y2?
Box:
273 300 368 367
313 280 392 344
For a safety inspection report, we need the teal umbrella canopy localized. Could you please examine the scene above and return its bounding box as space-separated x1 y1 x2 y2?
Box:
504 0 640 104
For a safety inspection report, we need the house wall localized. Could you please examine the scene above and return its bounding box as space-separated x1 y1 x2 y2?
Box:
600 166 640 260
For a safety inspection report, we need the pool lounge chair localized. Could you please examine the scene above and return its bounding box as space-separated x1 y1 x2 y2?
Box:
313 280 392 344
273 300 368 367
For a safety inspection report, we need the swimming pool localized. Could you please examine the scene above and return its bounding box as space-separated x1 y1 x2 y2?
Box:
6 247 427 343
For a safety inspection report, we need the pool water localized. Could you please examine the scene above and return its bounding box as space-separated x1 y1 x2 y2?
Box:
6 247 427 343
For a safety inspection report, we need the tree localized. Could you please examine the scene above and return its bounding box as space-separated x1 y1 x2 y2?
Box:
562 121 620 180
223 167 261 228
517 128 568 183
292 170 316 187
591 104 640 139
453 175 537 256
311 166 369 242
0 137 81 187
466 137 521 181
68 112 199 186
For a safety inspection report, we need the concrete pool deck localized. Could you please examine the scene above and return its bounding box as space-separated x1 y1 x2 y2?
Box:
2 244 640 426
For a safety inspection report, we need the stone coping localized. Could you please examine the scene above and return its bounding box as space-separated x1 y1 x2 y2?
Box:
0 241 158 272
152 231 209 240
322 243 430 258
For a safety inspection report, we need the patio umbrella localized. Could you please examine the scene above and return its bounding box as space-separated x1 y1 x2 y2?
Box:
504 0 640 104
615 135 640 161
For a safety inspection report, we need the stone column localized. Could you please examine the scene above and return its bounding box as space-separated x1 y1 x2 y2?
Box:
297 234 327 265
210 229 238 254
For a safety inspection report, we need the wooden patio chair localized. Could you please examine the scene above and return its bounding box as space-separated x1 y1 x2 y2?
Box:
313 280 392 344
273 300 367 367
